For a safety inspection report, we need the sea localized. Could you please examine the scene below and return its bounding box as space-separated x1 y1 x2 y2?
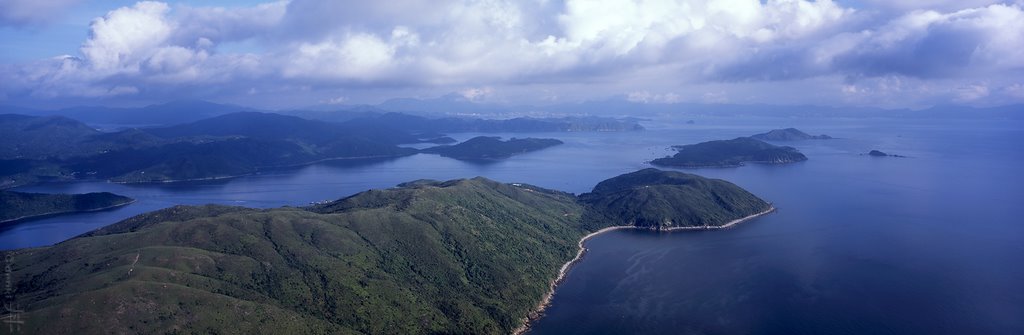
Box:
3 116 1023 334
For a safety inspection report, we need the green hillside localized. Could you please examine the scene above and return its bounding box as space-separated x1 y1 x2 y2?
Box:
2 169 769 334
4 179 584 334
579 168 771 229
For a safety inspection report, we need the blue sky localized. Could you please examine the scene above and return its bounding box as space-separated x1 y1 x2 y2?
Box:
2 0 1023 109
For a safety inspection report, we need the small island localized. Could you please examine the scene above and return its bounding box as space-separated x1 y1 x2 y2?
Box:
651 137 808 168
579 168 772 230
421 136 563 160
750 128 832 141
0 190 134 223
868 150 906 158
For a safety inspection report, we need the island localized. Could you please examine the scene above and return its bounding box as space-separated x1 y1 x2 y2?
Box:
650 137 808 168
2 169 771 334
868 150 906 158
0 190 134 223
750 128 832 141
420 136 563 160
579 168 772 230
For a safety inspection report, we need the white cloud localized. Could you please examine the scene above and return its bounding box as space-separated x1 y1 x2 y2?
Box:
857 0 1005 13
2 0 1024 108
81 1 174 73
954 83 990 102
3 1 282 101
459 87 494 101
828 4 1024 78
283 30 407 81
628 91 683 104
173 1 288 45
557 0 849 55
1004 83 1024 98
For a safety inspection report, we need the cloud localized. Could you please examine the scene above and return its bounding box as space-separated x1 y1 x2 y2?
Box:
81 1 174 73
954 83 990 102
707 3 1024 91
459 87 495 102
172 1 287 45
627 91 683 104
832 4 1024 79
1004 83 1024 98
2 0 1024 108
3 1 282 101
282 28 416 81
855 0 1006 13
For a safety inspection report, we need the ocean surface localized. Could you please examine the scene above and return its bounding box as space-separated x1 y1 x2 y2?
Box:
4 116 1023 334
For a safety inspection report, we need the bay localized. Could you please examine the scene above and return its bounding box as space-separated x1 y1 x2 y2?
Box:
2 116 1022 334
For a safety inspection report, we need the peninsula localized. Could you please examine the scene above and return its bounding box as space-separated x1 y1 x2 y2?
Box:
421 136 563 160
0 190 134 223
2 169 770 334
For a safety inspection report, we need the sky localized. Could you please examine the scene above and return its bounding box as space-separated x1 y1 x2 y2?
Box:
1 0 1023 109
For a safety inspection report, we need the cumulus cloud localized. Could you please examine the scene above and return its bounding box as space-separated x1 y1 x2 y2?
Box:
3 1 282 101
282 27 417 81
856 0 1006 13
832 4 1024 79
82 1 174 73
2 0 1023 108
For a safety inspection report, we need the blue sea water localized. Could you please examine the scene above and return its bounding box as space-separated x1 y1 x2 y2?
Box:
2 116 1022 334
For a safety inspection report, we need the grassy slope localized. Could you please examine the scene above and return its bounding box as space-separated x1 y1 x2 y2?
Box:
3 169 770 334
6 179 585 334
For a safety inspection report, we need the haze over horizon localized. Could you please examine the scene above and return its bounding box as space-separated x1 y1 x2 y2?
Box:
3 0 1024 110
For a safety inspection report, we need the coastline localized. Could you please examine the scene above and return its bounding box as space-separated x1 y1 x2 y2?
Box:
512 205 775 335
0 199 136 225
109 154 409 184
649 159 805 168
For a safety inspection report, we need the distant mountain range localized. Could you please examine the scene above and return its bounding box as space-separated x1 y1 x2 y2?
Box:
3 98 1020 127
368 96 1024 119
0 110 639 188
1 100 255 126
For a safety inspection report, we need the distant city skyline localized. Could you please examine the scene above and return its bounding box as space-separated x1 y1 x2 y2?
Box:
2 0 1023 109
